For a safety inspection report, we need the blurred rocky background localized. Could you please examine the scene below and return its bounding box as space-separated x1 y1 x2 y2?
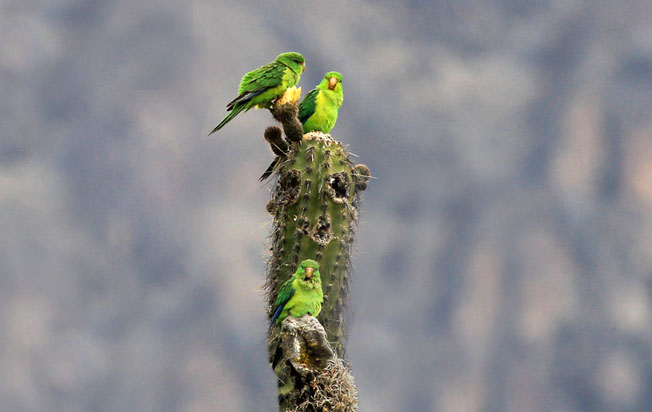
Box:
2 0 652 411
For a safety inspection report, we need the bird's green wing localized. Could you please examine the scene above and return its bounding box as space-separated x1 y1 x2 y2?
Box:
271 275 296 323
275 276 296 307
240 62 287 92
298 88 319 124
227 62 288 110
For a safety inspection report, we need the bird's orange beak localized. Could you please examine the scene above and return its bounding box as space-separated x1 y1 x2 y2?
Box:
328 77 337 90
301 61 306 72
305 267 314 278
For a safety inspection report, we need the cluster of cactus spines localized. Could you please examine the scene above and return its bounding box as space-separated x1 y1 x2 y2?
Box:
275 315 333 399
264 98 370 358
286 359 358 412
277 316 358 412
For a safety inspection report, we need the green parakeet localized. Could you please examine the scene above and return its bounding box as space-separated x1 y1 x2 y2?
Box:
209 52 306 135
298 71 343 133
272 259 323 326
258 72 343 181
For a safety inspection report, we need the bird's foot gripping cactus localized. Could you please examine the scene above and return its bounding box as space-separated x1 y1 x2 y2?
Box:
264 99 369 411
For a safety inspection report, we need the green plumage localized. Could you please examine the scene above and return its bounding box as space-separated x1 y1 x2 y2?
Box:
272 259 323 326
209 52 306 135
298 71 343 134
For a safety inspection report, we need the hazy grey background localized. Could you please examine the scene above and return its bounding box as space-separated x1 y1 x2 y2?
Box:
2 1 652 411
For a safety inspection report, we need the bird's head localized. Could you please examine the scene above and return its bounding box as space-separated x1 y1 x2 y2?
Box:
324 71 342 91
277 52 306 74
297 259 320 281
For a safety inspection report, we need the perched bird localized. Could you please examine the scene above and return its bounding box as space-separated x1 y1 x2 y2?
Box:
271 259 323 326
258 71 343 181
299 71 343 133
209 52 306 135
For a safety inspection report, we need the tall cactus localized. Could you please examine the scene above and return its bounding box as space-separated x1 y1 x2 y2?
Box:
263 91 369 411
266 131 369 353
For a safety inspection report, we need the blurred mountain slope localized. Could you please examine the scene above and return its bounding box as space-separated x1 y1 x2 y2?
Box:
1 1 651 411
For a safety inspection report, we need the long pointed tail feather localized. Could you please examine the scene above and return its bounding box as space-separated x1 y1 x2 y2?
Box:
208 103 247 135
271 304 284 324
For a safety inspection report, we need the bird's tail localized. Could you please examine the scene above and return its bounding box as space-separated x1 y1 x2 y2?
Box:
208 103 247 136
271 304 284 324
